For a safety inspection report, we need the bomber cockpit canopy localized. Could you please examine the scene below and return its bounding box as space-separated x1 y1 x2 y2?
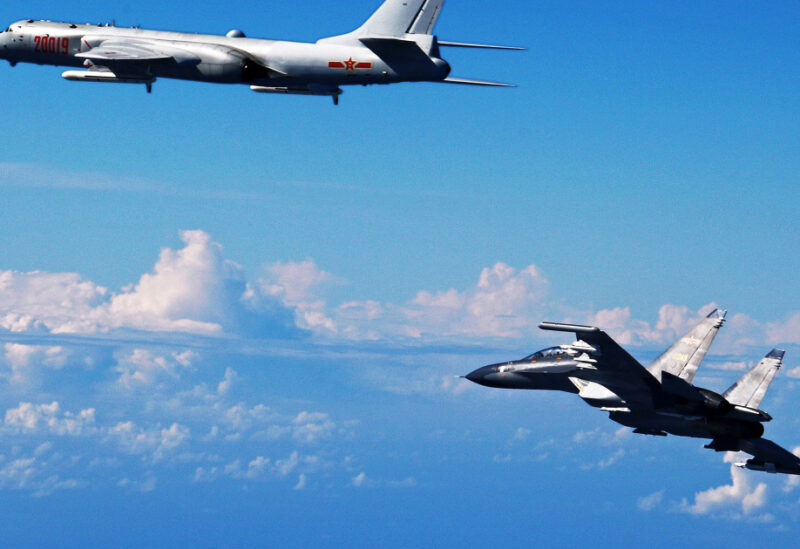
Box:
523 346 568 361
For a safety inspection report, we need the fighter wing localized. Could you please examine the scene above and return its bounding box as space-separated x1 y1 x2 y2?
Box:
539 322 662 411
735 437 800 475
646 308 726 383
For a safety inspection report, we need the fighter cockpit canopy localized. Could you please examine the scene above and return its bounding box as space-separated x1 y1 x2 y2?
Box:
523 346 568 361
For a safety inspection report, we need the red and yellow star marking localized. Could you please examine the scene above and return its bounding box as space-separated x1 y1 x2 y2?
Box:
328 57 372 72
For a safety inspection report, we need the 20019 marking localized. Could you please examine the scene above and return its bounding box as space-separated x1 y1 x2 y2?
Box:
34 36 69 55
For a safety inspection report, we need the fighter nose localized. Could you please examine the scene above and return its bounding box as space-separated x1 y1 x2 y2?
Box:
465 365 494 384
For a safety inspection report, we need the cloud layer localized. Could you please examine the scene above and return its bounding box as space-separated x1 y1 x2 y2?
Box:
2 229 800 350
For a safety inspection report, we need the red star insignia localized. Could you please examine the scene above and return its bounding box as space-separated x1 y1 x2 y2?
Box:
344 57 357 72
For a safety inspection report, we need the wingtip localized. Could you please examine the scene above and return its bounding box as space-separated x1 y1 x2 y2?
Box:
767 349 785 360
707 308 727 319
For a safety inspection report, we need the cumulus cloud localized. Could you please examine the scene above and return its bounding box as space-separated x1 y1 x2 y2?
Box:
222 451 318 482
0 344 73 385
4 229 800 350
587 303 719 346
105 230 243 334
349 471 416 489
0 230 299 339
5 402 96 435
115 349 195 389
291 412 336 444
0 456 82 496
680 453 768 516
0 271 106 333
764 313 800 345
107 421 190 462
403 263 549 338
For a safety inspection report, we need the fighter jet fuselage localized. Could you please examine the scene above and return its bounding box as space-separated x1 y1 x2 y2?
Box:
466 311 800 475
468 351 766 442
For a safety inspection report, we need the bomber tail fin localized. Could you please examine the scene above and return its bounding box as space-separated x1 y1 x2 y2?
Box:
723 349 784 409
356 0 444 37
322 0 445 44
646 308 726 383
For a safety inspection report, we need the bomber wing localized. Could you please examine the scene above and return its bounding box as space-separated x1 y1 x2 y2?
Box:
75 42 177 64
735 438 800 475
76 39 208 68
646 308 726 383
539 322 662 411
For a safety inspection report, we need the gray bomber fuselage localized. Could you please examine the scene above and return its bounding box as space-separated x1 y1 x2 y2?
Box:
0 19 449 87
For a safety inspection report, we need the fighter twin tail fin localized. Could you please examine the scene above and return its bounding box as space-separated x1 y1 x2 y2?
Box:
724 349 785 409
646 308 726 383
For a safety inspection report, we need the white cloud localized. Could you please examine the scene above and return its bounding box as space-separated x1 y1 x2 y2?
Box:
4 229 800 350
352 471 368 487
223 451 316 482
0 230 298 338
0 271 106 334
637 489 664 511
765 313 800 345
712 361 749 371
349 471 416 489
291 411 336 444
107 421 190 462
404 263 549 338
293 474 307 490
117 475 157 493
105 230 250 334
217 367 237 395
115 349 195 389
587 303 719 346
261 261 333 305
0 456 83 496
5 402 96 435
680 453 768 516
1 344 72 385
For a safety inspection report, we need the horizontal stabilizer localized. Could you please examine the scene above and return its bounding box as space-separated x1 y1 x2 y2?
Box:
438 41 525 51
736 437 800 475
359 36 428 59
440 77 516 87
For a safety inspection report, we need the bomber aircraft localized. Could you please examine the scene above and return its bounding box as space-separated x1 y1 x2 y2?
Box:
466 309 800 475
0 0 521 104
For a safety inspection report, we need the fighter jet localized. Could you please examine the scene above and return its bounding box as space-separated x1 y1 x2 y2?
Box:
0 0 521 104
466 309 800 475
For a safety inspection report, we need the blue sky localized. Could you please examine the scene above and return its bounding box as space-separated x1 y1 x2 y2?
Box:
1 1 800 547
